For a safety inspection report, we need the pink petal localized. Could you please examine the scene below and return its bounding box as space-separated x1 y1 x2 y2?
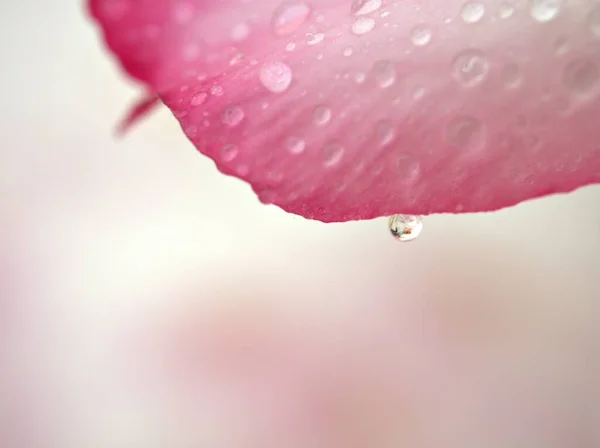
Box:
89 0 600 222
116 92 160 135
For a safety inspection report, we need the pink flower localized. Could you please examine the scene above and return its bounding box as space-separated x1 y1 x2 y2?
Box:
89 0 600 222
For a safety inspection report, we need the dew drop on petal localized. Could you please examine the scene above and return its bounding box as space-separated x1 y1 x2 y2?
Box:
354 72 366 83
452 50 489 86
352 0 382 16
352 17 376 35
259 61 293 93
284 136 306 154
313 105 332 126
306 32 325 45
498 2 515 19
410 25 432 46
190 92 207 106
211 85 224 96
388 214 424 242
446 116 487 152
530 0 562 23
221 106 245 127
376 121 395 146
373 60 397 88
461 2 486 23
272 1 311 36
322 142 345 167
220 144 239 162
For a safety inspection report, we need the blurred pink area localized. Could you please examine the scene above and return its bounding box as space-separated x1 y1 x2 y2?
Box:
0 1 600 447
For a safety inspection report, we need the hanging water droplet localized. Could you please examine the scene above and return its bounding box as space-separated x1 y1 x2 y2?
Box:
388 214 424 242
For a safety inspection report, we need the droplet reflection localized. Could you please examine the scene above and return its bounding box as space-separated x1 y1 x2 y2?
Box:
388 214 424 242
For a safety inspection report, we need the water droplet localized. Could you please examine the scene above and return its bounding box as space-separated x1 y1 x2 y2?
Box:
352 17 376 35
210 85 224 96
498 2 515 19
563 58 599 97
284 136 306 154
313 106 332 126
587 6 600 38
531 0 561 22
221 106 245 127
185 124 198 138
410 25 432 46
272 1 311 36
190 92 207 106
259 61 293 93
461 2 486 23
322 142 345 167
352 0 382 16
373 60 396 88
220 144 239 162
388 215 424 242
452 50 489 86
306 32 325 45
285 42 296 51
446 116 486 152
354 72 366 83
502 63 521 88
343 46 354 56
376 121 395 146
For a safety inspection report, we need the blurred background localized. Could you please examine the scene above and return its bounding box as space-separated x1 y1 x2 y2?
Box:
1 1 599 447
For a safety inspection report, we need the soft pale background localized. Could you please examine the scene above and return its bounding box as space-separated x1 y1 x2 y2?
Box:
1 1 599 447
